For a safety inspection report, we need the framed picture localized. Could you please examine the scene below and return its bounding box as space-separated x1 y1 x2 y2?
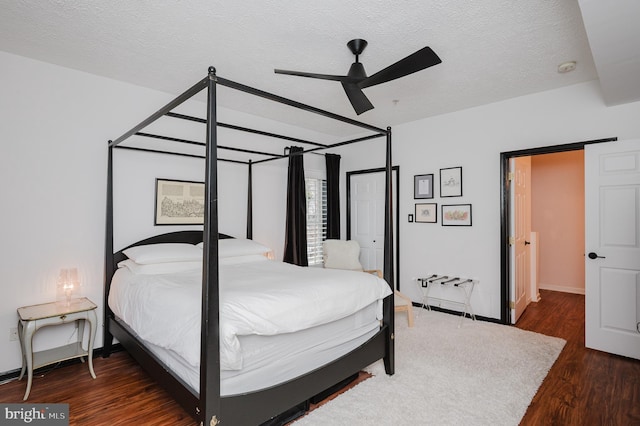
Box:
442 204 472 226
440 167 462 197
414 174 434 199
155 178 205 225
415 203 438 223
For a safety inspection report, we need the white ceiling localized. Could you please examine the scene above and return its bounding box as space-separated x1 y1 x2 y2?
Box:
2 1 638 136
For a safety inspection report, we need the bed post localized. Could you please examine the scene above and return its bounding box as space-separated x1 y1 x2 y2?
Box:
103 144 114 357
247 159 253 239
201 66 221 424
383 127 395 375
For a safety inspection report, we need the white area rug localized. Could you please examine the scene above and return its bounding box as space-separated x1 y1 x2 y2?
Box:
294 310 565 426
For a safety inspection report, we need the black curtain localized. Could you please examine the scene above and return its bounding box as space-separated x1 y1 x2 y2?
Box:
283 146 308 266
325 153 341 240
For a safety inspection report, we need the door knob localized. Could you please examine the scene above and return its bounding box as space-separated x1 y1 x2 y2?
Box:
587 252 606 259
524 240 531 245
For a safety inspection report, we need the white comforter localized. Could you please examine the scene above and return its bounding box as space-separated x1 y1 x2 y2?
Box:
109 257 391 371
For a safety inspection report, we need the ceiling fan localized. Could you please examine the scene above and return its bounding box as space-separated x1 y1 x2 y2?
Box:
274 39 441 115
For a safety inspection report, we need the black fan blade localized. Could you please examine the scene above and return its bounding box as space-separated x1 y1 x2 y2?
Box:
341 82 374 115
359 46 441 89
274 69 349 82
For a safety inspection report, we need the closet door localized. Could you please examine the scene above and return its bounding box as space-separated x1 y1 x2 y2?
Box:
350 172 386 271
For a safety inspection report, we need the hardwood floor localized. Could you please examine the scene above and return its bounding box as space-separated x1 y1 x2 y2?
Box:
517 290 640 425
0 351 196 426
1 289 637 425
0 351 367 425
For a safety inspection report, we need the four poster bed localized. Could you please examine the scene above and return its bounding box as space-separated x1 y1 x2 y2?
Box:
103 67 395 425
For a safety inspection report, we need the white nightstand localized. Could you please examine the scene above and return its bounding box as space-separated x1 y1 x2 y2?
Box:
17 297 97 400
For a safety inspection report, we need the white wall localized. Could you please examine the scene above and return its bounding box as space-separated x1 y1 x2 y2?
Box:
0 51 161 374
531 151 586 294
0 51 327 374
298 80 640 321
387 81 640 319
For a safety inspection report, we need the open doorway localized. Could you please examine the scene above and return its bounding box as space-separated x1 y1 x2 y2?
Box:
499 138 616 324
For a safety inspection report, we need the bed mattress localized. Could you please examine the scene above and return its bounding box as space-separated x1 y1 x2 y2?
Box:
116 302 379 395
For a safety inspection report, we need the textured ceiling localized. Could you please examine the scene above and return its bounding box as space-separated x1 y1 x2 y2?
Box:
1 1 637 135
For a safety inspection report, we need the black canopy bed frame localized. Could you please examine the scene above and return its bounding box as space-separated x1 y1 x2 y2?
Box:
103 67 395 425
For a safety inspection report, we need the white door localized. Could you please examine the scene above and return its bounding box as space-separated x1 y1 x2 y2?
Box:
510 156 532 323
585 139 640 360
351 172 385 270
349 170 398 277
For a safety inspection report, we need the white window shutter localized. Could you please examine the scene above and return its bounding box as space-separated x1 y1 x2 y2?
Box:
305 178 327 265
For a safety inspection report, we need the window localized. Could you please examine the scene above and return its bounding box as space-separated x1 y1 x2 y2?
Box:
306 177 327 266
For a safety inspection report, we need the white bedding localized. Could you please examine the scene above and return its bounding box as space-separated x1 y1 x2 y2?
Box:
109 256 391 371
137 303 380 395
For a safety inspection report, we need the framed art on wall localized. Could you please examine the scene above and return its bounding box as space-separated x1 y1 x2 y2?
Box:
415 203 438 223
155 178 205 225
440 167 462 197
442 204 472 226
414 174 434 199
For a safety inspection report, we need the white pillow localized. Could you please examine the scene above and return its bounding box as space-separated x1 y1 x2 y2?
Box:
323 240 363 271
118 259 202 275
198 239 271 258
219 254 270 265
123 243 202 264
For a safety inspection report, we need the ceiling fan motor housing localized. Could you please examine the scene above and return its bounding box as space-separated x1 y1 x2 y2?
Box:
348 62 367 79
347 39 368 57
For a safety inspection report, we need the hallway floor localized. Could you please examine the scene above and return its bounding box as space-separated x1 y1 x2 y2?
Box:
516 289 639 425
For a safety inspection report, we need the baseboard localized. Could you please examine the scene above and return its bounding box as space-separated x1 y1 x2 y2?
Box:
538 283 585 295
0 344 123 383
412 302 500 324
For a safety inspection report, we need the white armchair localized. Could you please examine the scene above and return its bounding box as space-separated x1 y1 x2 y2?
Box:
323 239 414 327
